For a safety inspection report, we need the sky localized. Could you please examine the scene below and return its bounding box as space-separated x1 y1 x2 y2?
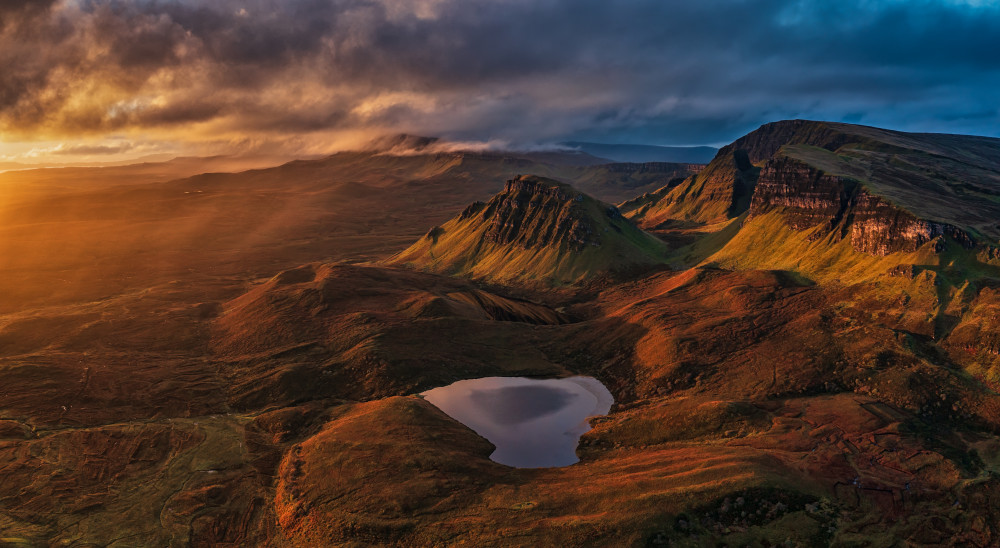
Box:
1 0 999 165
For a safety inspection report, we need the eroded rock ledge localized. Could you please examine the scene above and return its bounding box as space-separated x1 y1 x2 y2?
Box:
749 156 976 255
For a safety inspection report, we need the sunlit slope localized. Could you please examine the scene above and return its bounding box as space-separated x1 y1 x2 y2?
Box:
679 122 1000 387
697 121 1000 279
390 175 669 283
625 119 1000 245
622 146 758 226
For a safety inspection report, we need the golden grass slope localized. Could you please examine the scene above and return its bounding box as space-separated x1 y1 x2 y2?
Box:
622 147 757 227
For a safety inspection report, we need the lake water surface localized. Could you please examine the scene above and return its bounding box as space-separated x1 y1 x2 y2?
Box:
421 376 614 468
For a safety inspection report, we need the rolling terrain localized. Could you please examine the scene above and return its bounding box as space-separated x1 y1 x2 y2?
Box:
4 122 1000 546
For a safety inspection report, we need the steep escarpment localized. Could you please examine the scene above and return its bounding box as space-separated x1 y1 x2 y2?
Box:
747 155 975 256
622 119 869 227
847 191 975 255
747 155 857 231
623 120 856 227
390 175 669 283
622 120 876 227
629 120 1000 260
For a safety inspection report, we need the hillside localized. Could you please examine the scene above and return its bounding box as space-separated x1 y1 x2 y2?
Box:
617 121 1000 382
390 175 670 283
622 145 758 226
624 120 1000 250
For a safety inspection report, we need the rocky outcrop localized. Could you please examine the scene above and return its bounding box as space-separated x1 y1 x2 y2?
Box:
479 177 604 252
749 156 976 255
847 192 975 255
625 119 1000 250
623 121 856 226
748 156 858 231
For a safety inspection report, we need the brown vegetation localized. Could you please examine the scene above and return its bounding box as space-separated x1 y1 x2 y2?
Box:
5 124 1000 546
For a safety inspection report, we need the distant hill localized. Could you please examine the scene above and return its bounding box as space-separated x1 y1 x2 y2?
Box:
562 141 718 164
390 175 669 283
0 154 295 193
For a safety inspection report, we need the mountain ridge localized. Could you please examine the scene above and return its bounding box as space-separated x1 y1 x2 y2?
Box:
625 119 1000 256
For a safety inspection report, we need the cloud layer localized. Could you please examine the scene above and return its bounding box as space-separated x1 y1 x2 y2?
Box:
2 0 999 155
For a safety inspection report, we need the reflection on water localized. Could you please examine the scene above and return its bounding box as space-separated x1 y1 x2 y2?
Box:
421 376 614 468
468 385 578 425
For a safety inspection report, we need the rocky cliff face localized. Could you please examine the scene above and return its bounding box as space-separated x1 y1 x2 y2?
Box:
749 156 976 255
748 156 856 231
847 192 975 255
622 120 858 227
627 119 1000 258
478 177 606 252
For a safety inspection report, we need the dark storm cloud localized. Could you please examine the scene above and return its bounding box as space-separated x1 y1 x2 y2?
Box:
0 0 58 22
2 0 999 146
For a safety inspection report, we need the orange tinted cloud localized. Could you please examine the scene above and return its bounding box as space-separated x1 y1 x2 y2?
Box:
1 0 998 163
